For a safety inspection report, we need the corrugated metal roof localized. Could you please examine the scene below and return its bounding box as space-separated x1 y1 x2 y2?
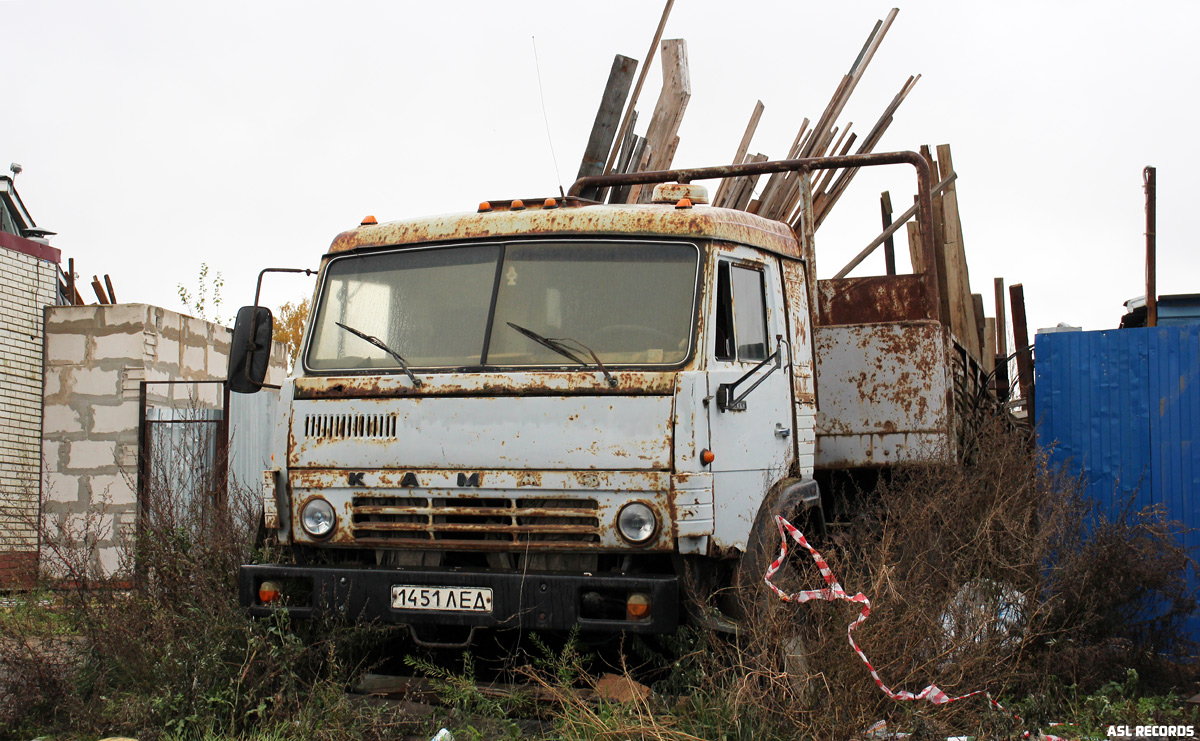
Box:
1036 325 1200 642
1159 294 1200 327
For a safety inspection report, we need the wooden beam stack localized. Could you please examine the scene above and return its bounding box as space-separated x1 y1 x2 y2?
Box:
577 7 920 213
574 6 1017 373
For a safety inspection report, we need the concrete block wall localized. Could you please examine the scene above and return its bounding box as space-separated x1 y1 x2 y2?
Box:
42 304 285 577
0 243 59 585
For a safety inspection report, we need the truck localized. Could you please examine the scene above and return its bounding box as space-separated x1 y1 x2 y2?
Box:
231 152 989 646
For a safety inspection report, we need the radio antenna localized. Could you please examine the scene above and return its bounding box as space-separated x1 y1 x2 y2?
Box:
531 36 564 196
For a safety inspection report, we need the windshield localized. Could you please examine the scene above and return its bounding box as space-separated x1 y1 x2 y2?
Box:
305 240 699 372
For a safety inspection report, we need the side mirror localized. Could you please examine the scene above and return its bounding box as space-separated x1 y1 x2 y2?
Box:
228 305 274 394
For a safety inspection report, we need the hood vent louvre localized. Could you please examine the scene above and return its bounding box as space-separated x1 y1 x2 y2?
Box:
304 412 398 439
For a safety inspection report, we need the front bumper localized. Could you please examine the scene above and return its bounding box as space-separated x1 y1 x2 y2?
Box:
239 563 678 633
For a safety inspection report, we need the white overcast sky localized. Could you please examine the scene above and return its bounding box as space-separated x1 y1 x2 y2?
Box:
4 1 1196 343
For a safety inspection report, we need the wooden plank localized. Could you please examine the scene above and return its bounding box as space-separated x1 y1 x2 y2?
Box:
66 257 76 306
994 277 1007 359
881 191 896 275
906 219 924 274
731 153 768 211
937 143 980 360
599 110 638 203
812 75 919 229
714 100 764 207
104 274 117 304
767 123 815 220
972 292 986 354
625 140 654 204
1010 282 1034 419
994 277 1009 400
603 0 674 176
983 317 996 374
941 188 978 358
812 126 849 200
91 276 109 305
803 8 898 161
639 38 691 185
575 55 638 193
609 134 645 205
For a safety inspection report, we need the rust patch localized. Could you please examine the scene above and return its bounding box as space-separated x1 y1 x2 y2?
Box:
327 202 800 262
817 275 935 326
516 471 543 488
294 372 677 399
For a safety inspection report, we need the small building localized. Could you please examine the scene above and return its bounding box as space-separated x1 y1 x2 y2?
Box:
0 173 68 586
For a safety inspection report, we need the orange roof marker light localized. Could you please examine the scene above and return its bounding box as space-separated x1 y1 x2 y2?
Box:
478 201 493 213
543 197 559 209
675 198 693 210
510 199 526 211
360 215 378 225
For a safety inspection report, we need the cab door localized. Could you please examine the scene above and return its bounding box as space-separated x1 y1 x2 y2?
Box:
705 247 794 552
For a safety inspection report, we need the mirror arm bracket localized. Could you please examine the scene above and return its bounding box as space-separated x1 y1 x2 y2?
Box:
717 334 783 412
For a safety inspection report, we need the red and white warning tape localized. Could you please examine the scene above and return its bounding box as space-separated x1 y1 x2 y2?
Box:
765 515 1069 741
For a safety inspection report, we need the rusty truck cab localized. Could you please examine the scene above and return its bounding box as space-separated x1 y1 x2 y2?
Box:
237 186 819 644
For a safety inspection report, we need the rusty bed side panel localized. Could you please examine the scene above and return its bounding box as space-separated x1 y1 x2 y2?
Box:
813 321 955 468
817 275 937 326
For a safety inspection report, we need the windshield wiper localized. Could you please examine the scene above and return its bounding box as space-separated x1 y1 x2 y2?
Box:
335 321 423 387
506 322 617 387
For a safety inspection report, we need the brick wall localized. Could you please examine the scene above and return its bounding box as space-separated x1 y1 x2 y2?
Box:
0 242 59 586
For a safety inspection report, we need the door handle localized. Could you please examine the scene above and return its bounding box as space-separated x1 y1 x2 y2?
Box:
775 423 791 438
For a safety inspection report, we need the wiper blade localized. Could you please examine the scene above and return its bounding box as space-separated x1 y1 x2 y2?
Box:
506 322 617 387
335 321 423 387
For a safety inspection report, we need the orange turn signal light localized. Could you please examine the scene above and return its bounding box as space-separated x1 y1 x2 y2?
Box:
701 449 715 465
626 592 651 620
258 580 282 604
360 215 377 225
675 198 693 209
478 201 493 213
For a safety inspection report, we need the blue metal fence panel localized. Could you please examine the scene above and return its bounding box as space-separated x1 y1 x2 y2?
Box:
1036 325 1200 643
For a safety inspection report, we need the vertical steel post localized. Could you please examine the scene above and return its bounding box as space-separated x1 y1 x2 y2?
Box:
135 380 149 582
1145 166 1157 328
1010 283 1034 422
880 191 896 276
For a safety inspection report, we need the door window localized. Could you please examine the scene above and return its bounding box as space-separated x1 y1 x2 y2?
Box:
714 261 768 362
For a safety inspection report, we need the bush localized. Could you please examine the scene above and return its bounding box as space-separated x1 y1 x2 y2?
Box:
544 420 1198 740
0 460 394 740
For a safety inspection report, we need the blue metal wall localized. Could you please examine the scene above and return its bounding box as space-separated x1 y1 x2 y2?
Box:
1035 325 1200 640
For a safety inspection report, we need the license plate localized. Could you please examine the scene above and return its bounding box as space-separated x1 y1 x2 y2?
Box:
391 585 494 613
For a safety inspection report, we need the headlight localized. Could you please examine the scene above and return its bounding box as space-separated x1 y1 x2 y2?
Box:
301 498 336 537
617 502 657 544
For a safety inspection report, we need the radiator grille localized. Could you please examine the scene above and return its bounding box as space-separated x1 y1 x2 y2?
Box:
350 495 601 548
304 413 398 439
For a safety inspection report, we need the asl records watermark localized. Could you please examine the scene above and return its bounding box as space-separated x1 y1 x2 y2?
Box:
1107 726 1195 738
